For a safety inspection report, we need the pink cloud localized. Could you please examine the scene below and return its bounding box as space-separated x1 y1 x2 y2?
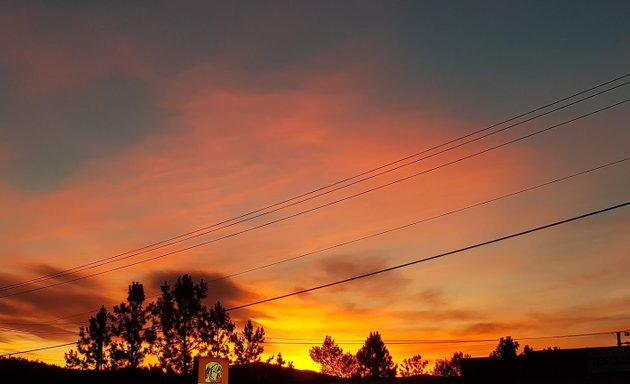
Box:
0 52 536 291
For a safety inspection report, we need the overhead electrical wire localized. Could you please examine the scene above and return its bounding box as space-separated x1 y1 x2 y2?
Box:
1 202 627 357
207 157 629 282
0 96 627 301
264 330 619 345
226 200 630 311
17 197 625 329
1 74 628 294
0 317 94 327
3 156 627 329
2 330 619 357
0 342 75 357
0 325 74 336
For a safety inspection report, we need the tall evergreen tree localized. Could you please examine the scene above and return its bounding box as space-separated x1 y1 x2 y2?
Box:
309 335 358 377
356 331 397 378
232 320 265 364
205 302 235 359
149 274 210 374
109 282 153 369
490 336 520 359
64 305 112 371
275 352 286 367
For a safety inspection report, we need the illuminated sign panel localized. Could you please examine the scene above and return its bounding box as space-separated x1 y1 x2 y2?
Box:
195 357 229 384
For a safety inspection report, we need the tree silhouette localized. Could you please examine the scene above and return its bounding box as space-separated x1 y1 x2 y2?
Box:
109 282 153 369
490 336 520 359
65 305 112 371
543 346 560 351
206 301 236 359
275 352 286 367
356 331 396 378
149 274 210 374
432 351 470 376
309 335 358 378
521 344 534 357
400 354 429 377
232 320 265 364
64 349 85 370
61 275 264 375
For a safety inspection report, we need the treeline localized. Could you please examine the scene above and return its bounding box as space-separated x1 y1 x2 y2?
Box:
65 273 554 379
64 274 272 375
309 334 554 378
309 332 468 378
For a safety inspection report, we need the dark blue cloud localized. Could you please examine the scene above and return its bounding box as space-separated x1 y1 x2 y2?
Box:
0 75 170 191
383 1 630 117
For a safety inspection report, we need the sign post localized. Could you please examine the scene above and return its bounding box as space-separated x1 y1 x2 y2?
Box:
195 356 230 384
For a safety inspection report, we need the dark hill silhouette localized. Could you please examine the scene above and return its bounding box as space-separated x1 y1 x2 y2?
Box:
0 357 462 384
461 346 630 384
0 357 183 384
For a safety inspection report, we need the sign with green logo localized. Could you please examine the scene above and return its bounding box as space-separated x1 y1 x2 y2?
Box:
195 357 229 384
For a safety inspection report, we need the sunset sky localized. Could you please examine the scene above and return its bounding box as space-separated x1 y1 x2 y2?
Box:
0 1 629 372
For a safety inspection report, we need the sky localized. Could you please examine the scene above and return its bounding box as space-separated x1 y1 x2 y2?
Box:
0 0 629 372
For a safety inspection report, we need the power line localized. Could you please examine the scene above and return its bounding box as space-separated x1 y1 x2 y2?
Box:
0 318 88 327
0 325 74 336
0 342 75 357
1 96 627 300
2 199 627 356
0 329 622 357
265 331 618 344
226 200 630 311
2 74 628 294
4 156 627 328
208 157 629 282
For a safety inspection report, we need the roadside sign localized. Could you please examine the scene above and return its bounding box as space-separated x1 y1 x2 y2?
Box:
195 356 229 384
